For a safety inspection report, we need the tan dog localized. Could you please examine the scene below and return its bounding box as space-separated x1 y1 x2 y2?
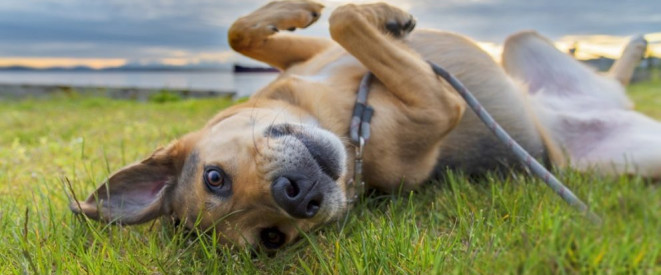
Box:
71 1 657 250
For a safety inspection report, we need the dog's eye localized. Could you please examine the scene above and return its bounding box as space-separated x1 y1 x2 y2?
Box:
206 169 224 187
203 166 232 197
260 227 286 249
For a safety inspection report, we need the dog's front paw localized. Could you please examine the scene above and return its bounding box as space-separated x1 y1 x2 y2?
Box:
257 0 324 33
229 0 324 51
331 2 416 38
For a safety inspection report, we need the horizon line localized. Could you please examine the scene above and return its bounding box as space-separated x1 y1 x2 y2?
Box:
1 33 659 69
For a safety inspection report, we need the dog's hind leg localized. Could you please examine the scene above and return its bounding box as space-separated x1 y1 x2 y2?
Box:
503 31 661 179
608 35 648 86
502 31 634 111
228 0 332 70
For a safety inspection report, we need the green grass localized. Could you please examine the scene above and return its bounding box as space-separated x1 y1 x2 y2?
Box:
1 79 660 273
629 70 661 118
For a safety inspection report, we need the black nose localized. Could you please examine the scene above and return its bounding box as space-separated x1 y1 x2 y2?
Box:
271 175 323 219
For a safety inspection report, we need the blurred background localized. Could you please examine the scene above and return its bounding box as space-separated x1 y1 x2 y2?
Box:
0 0 659 98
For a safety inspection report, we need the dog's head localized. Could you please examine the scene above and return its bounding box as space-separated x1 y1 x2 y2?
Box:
71 100 349 250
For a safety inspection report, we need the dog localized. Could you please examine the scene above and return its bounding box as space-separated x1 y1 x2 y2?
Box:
71 1 658 250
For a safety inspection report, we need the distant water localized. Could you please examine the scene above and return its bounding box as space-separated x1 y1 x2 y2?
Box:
0 71 279 98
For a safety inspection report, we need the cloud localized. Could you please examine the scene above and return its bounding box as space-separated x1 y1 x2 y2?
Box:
406 0 661 42
0 0 659 67
0 5 228 50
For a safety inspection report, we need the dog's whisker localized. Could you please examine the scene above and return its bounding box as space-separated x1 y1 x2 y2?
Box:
263 107 287 150
251 119 264 157
249 98 264 157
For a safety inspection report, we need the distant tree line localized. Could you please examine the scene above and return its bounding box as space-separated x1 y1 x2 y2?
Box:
582 56 660 83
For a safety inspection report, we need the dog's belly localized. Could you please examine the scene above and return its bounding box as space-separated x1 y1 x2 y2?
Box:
538 106 661 178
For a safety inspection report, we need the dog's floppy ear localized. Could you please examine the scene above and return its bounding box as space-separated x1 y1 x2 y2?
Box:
70 133 199 224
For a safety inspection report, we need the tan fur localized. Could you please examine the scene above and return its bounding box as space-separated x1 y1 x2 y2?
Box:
72 1 651 249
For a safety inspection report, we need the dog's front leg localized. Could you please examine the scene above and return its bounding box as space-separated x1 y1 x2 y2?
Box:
329 3 464 121
229 0 332 70
329 3 466 191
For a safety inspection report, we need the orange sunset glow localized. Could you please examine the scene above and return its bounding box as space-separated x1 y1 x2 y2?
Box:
3 33 659 69
0 58 127 69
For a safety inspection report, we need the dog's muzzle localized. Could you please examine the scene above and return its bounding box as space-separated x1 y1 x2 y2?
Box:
264 124 345 219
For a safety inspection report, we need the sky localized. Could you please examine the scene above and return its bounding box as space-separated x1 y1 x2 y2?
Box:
0 0 659 68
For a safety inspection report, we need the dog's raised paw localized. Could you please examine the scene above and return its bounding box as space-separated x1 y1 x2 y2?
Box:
331 2 415 38
385 16 416 37
256 0 324 33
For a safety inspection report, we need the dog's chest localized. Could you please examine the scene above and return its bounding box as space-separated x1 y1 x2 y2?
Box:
286 48 366 85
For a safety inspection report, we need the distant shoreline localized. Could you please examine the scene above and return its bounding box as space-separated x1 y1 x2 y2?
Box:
0 83 235 100
0 63 278 73
0 68 232 73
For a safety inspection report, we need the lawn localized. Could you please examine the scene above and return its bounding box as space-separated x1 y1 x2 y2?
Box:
0 77 659 273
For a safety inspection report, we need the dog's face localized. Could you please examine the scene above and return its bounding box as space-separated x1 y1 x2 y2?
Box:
72 102 349 250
